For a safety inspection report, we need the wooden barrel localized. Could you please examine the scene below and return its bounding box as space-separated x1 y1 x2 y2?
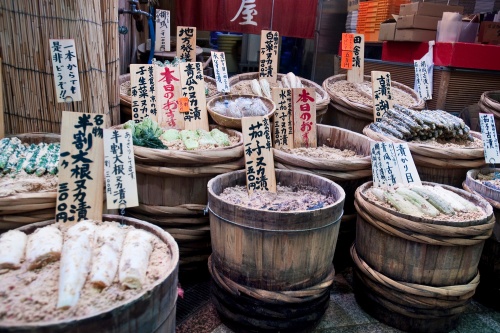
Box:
273 124 373 269
479 91 500 136
1 214 179 333
463 168 500 310
322 74 423 134
353 181 494 332
228 72 330 122
0 133 60 232
364 125 485 187
117 125 244 272
207 169 344 332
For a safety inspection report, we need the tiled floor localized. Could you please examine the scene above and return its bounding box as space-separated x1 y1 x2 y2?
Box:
176 267 500 333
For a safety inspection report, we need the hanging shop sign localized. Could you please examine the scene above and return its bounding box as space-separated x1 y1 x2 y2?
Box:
49 39 82 103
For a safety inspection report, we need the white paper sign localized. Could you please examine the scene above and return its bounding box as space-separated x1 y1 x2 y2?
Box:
49 39 82 102
394 142 422 186
130 64 157 123
211 51 230 93
414 42 433 101
104 129 139 209
370 142 386 187
379 142 404 187
155 10 171 52
479 113 500 164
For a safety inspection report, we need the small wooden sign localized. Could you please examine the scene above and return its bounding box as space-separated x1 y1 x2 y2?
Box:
379 142 404 187
342 33 355 51
346 34 364 84
176 26 197 62
56 112 106 224
341 51 353 70
293 87 317 148
394 142 422 186
242 116 277 195
272 88 293 149
414 60 432 101
49 39 82 103
259 30 279 83
155 9 171 52
371 71 393 122
155 64 182 129
103 129 139 210
0 58 4 139
179 62 209 131
479 113 500 164
211 51 230 93
130 64 157 123
370 142 386 188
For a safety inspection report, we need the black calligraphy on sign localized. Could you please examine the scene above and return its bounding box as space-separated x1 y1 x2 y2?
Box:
394 143 421 185
372 71 393 123
177 26 196 62
131 64 156 123
414 60 432 101
57 113 104 223
211 51 230 92
50 39 82 102
479 113 500 164
259 30 279 82
272 88 292 148
179 61 209 131
155 10 171 52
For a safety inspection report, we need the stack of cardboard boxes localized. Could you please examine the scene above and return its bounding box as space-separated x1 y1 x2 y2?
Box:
380 2 464 41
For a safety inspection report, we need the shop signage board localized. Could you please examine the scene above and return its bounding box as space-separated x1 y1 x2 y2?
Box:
130 64 157 123
242 115 276 195
103 129 138 210
293 88 317 148
155 10 171 52
56 112 106 224
155 64 182 129
179 62 209 131
479 113 500 164
259 30 279 83
272 88 293 149
49 39 82 103
211 51 230 93
177 26 197 62
346 34 365 83
371 71 393 122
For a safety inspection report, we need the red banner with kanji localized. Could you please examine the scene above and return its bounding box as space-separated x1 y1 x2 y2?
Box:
175 0 318 39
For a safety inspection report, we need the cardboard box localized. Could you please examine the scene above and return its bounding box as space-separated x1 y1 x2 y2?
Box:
478 21 500 45
396 15 441 30
394 29 437 42
399 3 464 18
379 18 397 41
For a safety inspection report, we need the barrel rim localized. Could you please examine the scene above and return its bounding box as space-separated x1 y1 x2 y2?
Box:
1 214 179 329
464 168 500 207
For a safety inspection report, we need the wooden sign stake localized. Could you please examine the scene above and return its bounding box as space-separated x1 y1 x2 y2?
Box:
130 64 158 123
177 26 197 62
179 62 209 131
293 87 317 148
346 34 364 84
272 88 293 149
259 30 279 83
371 71 393 122
155 64 183 129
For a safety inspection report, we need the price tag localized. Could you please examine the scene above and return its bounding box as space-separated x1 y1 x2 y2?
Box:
293 88 317 148
178 97 189 112
272 88 293 149
342 33 354 51
211 51 230 93
347 34 364 84
104 129 139 210
56 112 106 224
479 113 500 165
155 10 171 52
242 116 276 195
371 71 393 122
179 62 209 131
49 39 82 103
341 51 353 70
259 30 279 83
130 64 157 123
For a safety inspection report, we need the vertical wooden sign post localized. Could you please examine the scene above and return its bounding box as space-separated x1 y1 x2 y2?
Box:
103 128 139 210
346 34 364 83
293 87 317 148
0 58 4 138
272 88 293 149
259 30 279 83
155 9 171 52
130 64 157 123
56 112 106 224
371 71 393 122
155 64 182 129
242 116 277 195
479 113 500 165
49 39 82 103
211 51 230 93
179 62 209 131
393 142 422 186
177 26 197 62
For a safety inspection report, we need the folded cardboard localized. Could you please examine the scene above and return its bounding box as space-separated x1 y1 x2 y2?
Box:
394 29 437 42
399 3 464 18
379 17 397 41
478 21 500 45
397 15 441 30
